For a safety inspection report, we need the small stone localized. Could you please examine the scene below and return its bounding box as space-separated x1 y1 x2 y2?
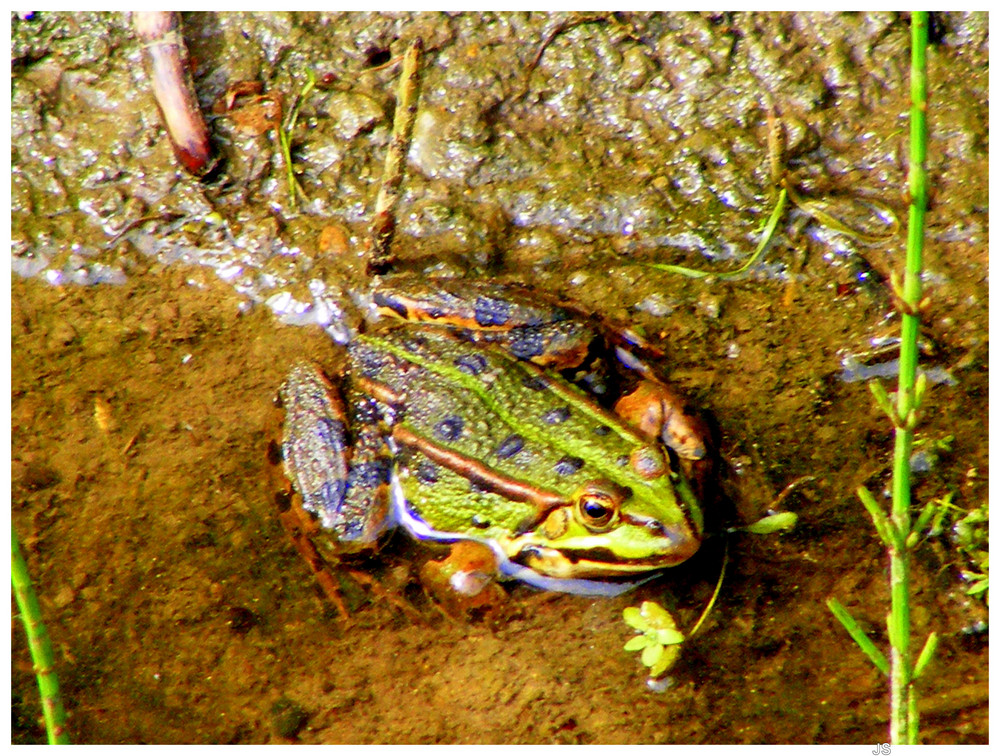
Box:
697 293 721 320
93 396 119 433
227 606 259 636
270 696 309 739
53 585 77 608
318 224 350 255
21 462 61 491
326 92 384 140
46 319 78 349
621 47 654 90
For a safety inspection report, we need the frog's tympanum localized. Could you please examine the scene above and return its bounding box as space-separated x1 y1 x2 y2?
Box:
270 277 708 603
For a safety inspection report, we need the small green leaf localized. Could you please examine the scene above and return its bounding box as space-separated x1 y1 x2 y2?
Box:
649 644 682 678
856 486 902 550
826 598 889 676
622 606 645 630
624 635 649 652
655 628 685 646
639 600 674 627
744 511 799 534
965 578 988 597
913 371 928 410
908 497 939 548
641 643 665 668
912 632 939 680
868 380 897 424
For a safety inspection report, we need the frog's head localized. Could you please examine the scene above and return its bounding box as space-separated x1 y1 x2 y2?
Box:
503 477 702 583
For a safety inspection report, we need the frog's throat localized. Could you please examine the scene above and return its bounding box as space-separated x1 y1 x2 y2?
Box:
388 471 653 597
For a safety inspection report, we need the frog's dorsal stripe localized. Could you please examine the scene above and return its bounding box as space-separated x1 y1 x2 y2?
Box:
361 332 663 489
392 424 567 514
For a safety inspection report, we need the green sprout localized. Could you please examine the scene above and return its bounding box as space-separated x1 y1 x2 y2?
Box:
278 69 317 209
827 14 937 744
623 601 686 679
739 511 799 535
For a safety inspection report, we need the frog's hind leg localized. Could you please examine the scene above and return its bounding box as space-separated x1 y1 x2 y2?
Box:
266 436 353 619
269 363 424 622
268 438 425 624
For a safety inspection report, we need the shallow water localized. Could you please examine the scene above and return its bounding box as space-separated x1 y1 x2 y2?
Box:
12 11 988 743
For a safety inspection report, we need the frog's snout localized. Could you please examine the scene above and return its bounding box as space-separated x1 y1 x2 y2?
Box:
640 517 701 566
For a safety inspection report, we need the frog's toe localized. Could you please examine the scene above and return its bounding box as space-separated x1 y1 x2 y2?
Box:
614 381 708 461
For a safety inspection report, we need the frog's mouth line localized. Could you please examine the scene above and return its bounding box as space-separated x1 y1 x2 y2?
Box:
511 544 695 580
497 559 657 597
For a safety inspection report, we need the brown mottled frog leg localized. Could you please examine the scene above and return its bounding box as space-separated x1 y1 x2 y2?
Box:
267 363 423 623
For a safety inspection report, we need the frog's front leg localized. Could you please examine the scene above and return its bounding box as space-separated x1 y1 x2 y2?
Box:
418 541 509 623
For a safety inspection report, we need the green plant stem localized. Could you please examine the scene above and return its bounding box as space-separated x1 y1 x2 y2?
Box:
887 11 929 745
11 527 70 744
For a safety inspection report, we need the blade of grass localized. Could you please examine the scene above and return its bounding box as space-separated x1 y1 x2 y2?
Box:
646 187 787 279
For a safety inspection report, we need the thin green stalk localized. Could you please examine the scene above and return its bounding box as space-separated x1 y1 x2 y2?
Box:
887 12 929 744
827 13 932 745
12 527 70 744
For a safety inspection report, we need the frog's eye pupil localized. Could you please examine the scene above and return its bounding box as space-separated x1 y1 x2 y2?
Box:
578 495 616 530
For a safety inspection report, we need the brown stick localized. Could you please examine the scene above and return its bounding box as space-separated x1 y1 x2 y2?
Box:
133 12 213 176
367 38 423 275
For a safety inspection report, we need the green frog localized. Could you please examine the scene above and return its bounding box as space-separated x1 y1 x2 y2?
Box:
269 276 709 604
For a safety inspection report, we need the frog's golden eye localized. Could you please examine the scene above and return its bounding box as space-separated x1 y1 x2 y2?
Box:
575 482 628 532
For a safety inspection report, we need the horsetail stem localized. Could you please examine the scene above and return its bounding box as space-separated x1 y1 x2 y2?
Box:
12 527 70 744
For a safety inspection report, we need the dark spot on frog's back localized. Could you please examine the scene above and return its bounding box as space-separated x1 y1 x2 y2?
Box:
507 329 546 360
416 460 438 484
453 352 488 376
496 434 525 459
554 455 585 476
434 415 464 441
542 406 571 425
474 295 513 327
521 374 550 392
